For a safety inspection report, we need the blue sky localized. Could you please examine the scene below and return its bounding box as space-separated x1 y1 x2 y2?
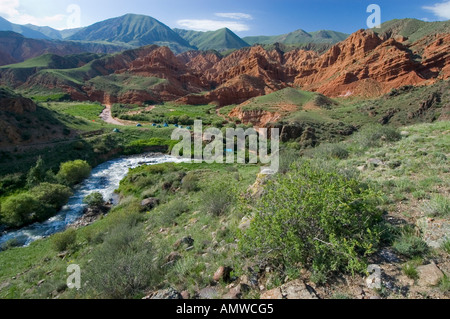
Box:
1 0 449 36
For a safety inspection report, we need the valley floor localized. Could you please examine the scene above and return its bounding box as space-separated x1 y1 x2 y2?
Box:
0 120 448 299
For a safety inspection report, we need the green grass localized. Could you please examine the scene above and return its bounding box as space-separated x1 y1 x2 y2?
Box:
0 162 259 299
44 102 105 121
239 88 316 112
88 74 167 96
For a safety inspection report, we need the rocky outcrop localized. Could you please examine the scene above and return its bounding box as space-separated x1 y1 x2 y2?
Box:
261 279 319 299
2 26 449 111
0 89 36 114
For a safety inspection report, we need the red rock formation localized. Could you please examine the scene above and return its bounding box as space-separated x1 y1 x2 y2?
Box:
3 28 450 106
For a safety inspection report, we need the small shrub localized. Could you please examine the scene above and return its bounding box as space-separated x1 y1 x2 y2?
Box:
52 228 77 252
402 262 419 280
422 195 450 217
83 192 105 210
156 199 189 227
85 223 163 298
440 275 450 292
306 143 349 160
182 173 199 192
278 148 299 174
203 180 235 216
441 238 450 254
393 232 429 258
0 238 21 251
354 125 401 148
57 160 91 186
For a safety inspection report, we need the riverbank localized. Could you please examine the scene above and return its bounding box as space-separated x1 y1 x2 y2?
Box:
0 154 187 248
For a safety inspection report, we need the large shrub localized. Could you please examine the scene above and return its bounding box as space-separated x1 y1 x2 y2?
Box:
239 160 383 282
52 228 77 252
57 160 91 186
31 183 73 211
85 223 163 298
0 193 39 227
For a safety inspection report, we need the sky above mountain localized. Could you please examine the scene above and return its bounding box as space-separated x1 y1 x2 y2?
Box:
0 0 449 36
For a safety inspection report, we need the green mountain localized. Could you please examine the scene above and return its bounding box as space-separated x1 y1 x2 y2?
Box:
0 16 50 39
374 18 450 43
243 29 349 45
68 14 193 53
174 28 249 51
23 24 83 40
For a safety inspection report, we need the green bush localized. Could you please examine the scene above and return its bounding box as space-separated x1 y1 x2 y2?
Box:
307 143 350 160
441 238 450 254
83 192 105 210
393 232 429 258
57 160 91 186
202 180 235 216
422 195 450 217
26 157 46 188
0 193 39 227
31 183 72 211
239 160 383 282
354 125 402 148
402 262 419 280
85 223 163 298
51 228 77 252
182 173 199 192
278 148 299 174
0 173 25 196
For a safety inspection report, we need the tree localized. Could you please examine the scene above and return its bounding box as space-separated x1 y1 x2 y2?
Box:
31 183 73 210
57 160 91 186
26 156 46 188
0 193 39 227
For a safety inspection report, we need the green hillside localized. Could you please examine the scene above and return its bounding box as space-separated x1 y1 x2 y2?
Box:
174 28 249 51
375 18 450 43
68 14 193 53
0 53 103 70
244 29 348 45
0 16 49 39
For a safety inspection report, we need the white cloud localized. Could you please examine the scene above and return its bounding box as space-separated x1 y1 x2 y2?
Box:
214 12 253 20
0 0 20 17
0 0 67 29
423 1 450 20
177 19 250 32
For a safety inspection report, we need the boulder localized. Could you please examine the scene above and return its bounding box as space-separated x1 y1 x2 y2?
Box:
144 288 182 299
261 279 318 299
198 286 220 299
213 266 232 282
141 198 160 210
417 263 444 287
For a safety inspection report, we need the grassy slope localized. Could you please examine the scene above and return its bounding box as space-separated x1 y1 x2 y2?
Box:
174 28 249 51
376 19 450 43
243 29 348 45
0 120 448 299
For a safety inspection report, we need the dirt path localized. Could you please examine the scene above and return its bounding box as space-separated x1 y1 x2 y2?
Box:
100 104 125 126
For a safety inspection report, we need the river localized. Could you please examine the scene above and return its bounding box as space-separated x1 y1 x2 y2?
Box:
0 154 188 248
